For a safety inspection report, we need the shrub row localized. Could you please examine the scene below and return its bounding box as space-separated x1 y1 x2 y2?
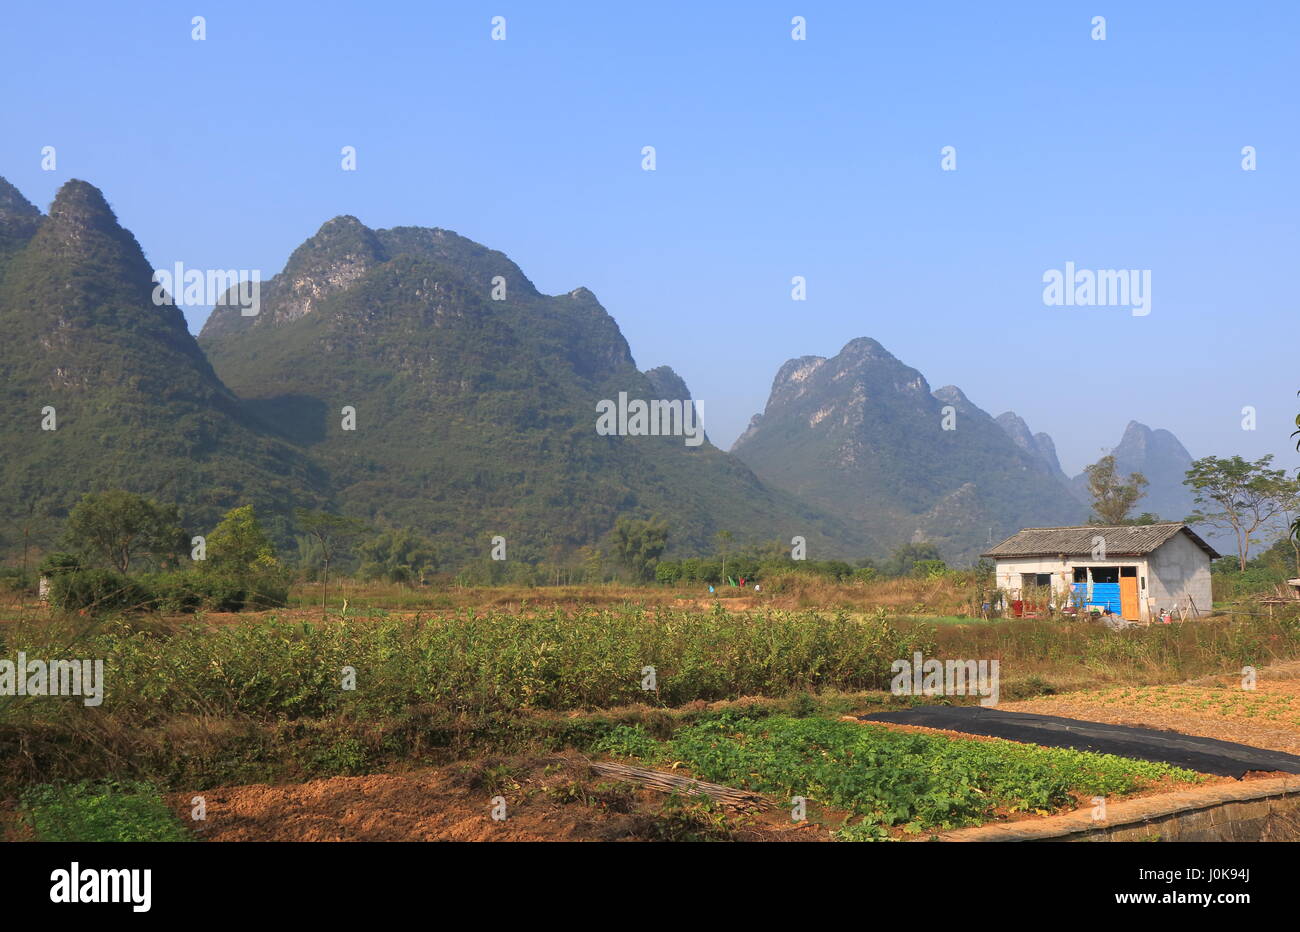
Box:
2 608 930 723
653 558 880 585
48 569 287 615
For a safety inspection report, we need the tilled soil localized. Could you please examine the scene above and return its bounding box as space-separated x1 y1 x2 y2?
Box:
167 754 833 842
1003 661 1300 756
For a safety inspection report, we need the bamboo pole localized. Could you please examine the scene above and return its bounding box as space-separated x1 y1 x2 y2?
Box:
586 760 769 808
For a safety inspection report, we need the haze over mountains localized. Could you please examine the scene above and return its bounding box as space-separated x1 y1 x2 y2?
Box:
0 176 1207 565
728 337 1202 561
729 339 1085 562
994 412 1070 485
990 412 1195 523
0 177 866 563
1072 421 1197 524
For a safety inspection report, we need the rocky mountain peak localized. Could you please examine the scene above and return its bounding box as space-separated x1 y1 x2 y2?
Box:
643 365 692 400
47 180 121 236
732 337 1087 561
1071 420 1196 525
13 178 157 310
837 336 892 362
274 215 389 323
995 411 1035 449
0 176 42 257
934 385 973 407
0 176 41 223
994 411 1070 484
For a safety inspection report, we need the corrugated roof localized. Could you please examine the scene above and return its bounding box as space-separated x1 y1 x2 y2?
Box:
981 523 1220 560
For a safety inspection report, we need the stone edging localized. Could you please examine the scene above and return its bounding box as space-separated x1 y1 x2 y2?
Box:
927 775 1300 842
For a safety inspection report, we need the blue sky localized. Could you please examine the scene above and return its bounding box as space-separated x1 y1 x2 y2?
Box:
3 1 1297 474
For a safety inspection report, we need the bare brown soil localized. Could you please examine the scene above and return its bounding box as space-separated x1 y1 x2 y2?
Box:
167 754 834 842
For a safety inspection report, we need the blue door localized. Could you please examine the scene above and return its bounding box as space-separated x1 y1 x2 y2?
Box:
1072 583 1121 614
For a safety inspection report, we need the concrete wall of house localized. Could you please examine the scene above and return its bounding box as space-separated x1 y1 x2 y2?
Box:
993 558 1071 598
994 557 1152 619
1147 531 1213 615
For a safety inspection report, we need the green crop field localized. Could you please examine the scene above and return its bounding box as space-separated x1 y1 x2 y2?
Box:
595 711 1203 839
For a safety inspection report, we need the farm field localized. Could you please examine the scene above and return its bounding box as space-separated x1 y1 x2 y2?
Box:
591 712 1204 839
1005 660 1300 756
3 583 1300 842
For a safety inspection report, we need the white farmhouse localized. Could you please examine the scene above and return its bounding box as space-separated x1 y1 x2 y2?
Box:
982 523 1219 622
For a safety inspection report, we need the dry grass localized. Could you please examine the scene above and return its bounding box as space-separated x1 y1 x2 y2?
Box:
284 572 988 618
1004 660 1300 755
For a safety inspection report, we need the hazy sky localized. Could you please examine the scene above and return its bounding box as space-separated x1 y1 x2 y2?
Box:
4 1 1297 474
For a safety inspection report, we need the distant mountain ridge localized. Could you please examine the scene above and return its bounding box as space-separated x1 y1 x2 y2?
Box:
1068 420 1198 524
730 338 1088 563
0 178 329 541
195 209 870 562
987 411 1198 526
732 338 1209 563
993 411 1070 484
0 174 1207 567
0 175 871 561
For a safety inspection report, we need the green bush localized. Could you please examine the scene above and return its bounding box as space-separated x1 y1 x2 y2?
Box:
48 566 286 616
0 566 30 592
654 561 682 585
694 561 722 583
38 552 82 577
20 781 192 842
192 573 284 612
142 571 206 613
49 569 150 614
0 608 931 724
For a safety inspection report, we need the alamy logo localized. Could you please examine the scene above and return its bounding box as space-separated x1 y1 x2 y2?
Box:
152 262 262 317
596 392 705 447
50 862 150 912
1042 262 1151 317
0 653 104 706
890 652 1000 706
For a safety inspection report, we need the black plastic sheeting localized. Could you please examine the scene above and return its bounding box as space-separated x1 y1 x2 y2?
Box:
861 706 1300 778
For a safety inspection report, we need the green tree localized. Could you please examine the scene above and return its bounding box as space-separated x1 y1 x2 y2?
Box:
577 545 604 584
205 505 279 576
294 509 368 611
358 527 437 585
611 517 669 582
884 542 942 577
64 490 185 574
715 529 734 581
1290 392 1300 566
1084 454 1149 525
2 502 58 593
1185 455 1296 571
913 559 948 579
1280 481 1300 576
